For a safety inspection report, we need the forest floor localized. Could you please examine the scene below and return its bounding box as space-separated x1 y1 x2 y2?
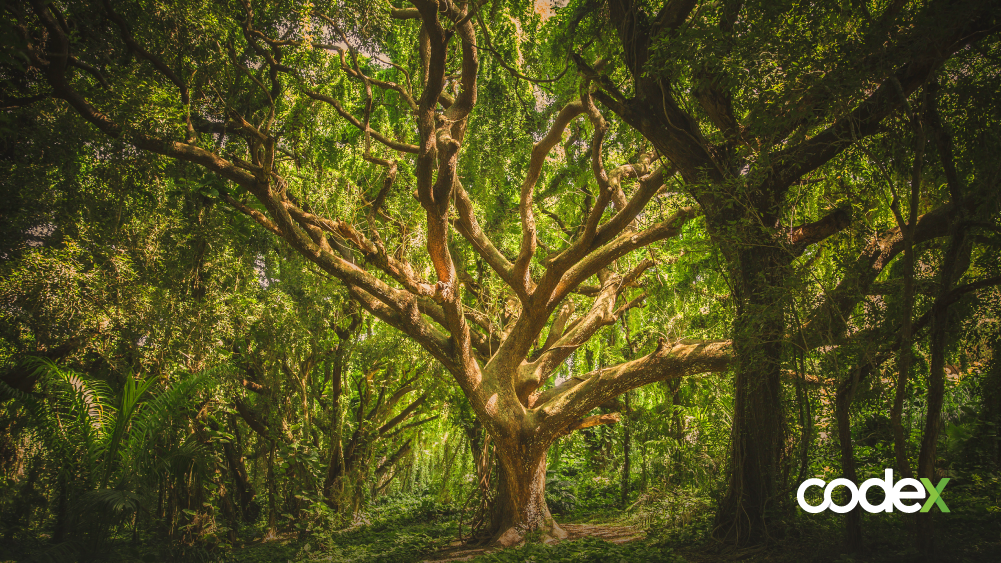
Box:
5 481 1001 562
5 509 1000 563
424 523 645 562
213 496 1001 563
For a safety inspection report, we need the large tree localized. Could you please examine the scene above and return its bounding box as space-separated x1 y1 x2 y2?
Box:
4 0 999 546
3 0 733 542
572 0 1000 541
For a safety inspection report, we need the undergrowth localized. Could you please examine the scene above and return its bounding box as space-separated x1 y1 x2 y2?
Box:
6 479 1001 563
467 536 685 563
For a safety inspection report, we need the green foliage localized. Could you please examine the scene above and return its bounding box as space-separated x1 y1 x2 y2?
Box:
2 0 1001 561
544 474 577 516
238 492 460 563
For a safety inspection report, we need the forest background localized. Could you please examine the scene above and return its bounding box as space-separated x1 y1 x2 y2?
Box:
2 0 1001 561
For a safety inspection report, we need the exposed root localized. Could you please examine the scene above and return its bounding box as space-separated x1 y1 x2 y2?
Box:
493 520 568 547
425 524 644 561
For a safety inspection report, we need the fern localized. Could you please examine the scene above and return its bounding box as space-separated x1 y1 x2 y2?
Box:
119 366 218 483
79 488 143 518
5 358 222 531
130 366 218 443
98 372 155 488
0 378 69 458
26 357 115 474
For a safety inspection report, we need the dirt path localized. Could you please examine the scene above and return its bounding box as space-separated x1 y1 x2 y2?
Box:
423 524 645 562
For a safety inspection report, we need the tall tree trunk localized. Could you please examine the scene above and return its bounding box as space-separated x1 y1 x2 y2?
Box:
489 438 565 546
889 232 917 480
891 98 927 481
323 314 357 506
620 392 631 509
915 303 948 553
215 416 256 522
266 444 277 535
916 216 968 552
322 354 344 504
216 480 239 544
716 245 787 543
915 82 968 553
798 385 814 477
836 364 868 553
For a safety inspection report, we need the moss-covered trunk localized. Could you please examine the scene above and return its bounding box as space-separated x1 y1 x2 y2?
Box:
716 244 788 543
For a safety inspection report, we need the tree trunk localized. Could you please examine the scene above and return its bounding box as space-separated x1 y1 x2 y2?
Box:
216 480 239 544
620 392 631 509
211 415 257 522
915 88 968 553
266 444 277 535
916 220 968 552
836 364 867 553
915 305 948 553
890 249 917 479
489 439 565 546
323 321 354 506
322 356 344 504
715 245 787 544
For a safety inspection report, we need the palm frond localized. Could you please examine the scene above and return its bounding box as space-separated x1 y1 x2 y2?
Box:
27 358 114 449
119 366 219 480
130 366 217 440
79 488 143 518
0 379 68 455
99 372 156 488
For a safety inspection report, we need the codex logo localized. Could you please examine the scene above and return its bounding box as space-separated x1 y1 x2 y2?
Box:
797 469 950 514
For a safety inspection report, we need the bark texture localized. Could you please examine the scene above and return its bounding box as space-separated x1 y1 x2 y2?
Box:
490 442 565 545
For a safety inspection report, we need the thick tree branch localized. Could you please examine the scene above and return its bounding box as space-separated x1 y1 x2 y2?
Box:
101 0 194 140
800 202 961 348
558 413 622 437
651 0 699 37
533 338 732 439
520 259 655 398
765 4 998 195
234 397 270 440
553 207 698 305
379 393 429 436
786 207 852 257
513 100 586 294
241 379 268 395
405 0 483 396
453 181 517 290
375 439 413 476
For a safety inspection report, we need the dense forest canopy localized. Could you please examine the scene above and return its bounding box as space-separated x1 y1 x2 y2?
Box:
2 0 1001 561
